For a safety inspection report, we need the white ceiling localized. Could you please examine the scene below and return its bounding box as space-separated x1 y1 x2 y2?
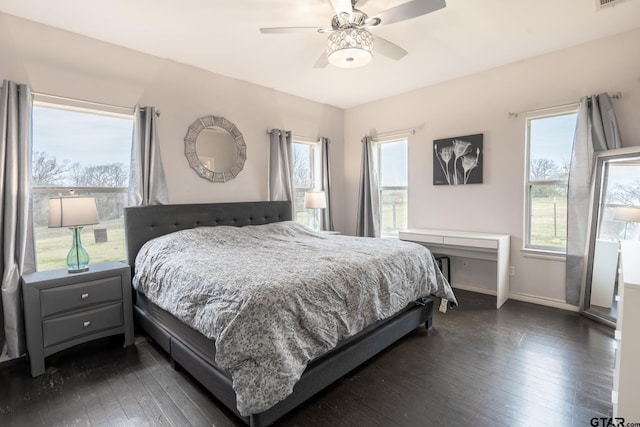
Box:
1 0 640 109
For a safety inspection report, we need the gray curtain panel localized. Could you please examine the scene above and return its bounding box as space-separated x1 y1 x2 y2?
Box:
566 93 622 306
356 136 380 237
0 81 36 359
319 137 334 231
128 105 169 206
268 129 295 218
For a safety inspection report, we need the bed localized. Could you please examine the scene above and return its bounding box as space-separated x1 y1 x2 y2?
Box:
124 201 455 426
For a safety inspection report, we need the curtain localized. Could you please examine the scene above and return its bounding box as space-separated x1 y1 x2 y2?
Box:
319 137 334 231
128 105 168 206
566 93 622 306
356 136 380 237
268 129 295 218
0 81 36 359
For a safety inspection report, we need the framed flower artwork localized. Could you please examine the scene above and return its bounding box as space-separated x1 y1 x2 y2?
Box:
433 134 483 185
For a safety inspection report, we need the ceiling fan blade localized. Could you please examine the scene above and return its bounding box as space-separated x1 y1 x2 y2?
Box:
329 0 353 18
313 52 329 69
373 36 408 60
260 27 323 34
373 0 446 26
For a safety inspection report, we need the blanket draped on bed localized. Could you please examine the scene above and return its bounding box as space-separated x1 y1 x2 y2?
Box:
133 221 456 415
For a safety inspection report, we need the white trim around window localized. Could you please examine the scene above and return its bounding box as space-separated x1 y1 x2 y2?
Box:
523 106 578 254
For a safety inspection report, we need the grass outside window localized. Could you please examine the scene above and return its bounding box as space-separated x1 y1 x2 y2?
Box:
529 196 567 249
380 189 407 237
35 218 126 272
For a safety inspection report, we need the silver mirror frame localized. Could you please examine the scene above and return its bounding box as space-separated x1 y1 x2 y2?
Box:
582 146 640 327
184 115 247 183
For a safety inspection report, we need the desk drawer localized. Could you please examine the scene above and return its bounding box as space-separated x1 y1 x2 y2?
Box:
444 236 498 249
43 303 123 348
401 233 444 244
41 276 122 318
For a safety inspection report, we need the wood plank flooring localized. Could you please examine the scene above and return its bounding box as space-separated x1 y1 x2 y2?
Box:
0 290 615 426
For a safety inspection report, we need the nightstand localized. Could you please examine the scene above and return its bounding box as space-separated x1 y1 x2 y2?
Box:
22 261 134 377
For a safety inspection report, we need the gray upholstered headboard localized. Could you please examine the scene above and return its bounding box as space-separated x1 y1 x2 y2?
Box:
124 201 292 271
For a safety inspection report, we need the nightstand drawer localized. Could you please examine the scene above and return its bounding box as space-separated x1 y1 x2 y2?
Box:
42 302 123 348
40 276 122 318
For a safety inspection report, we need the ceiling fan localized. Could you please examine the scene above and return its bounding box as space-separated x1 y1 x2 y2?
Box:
260 0 446 69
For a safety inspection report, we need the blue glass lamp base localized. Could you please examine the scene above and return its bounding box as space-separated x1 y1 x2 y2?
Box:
67 226 91 273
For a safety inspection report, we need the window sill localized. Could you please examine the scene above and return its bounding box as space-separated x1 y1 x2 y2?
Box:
521 248 566 261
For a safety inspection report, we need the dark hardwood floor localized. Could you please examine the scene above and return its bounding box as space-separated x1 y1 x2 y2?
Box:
0 290 615 427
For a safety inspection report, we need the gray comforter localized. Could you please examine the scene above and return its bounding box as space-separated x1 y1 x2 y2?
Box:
133 221 456 416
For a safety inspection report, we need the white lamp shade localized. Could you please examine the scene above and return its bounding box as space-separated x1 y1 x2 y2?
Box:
614 206 640 223
304 191 326 209
48 196 100 228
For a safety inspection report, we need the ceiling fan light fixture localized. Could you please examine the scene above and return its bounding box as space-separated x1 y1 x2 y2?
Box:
327 28 373 68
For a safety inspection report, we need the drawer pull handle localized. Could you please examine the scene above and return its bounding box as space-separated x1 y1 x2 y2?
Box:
81 293 89 299
83 321 91 328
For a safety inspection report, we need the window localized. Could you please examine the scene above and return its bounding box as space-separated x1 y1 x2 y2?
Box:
32 102 133 271
377 139 408 237
525 110 578 252
292 141 321 227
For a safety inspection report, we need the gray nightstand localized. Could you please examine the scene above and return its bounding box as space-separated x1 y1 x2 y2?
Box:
22 261 134 377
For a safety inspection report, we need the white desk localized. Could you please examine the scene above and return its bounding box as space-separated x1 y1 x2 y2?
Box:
399 228 511 308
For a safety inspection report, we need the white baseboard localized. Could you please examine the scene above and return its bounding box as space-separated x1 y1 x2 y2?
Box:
508 292 579 312
451 283 579 312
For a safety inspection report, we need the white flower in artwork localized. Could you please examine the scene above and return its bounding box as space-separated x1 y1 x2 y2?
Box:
461 148 480 184
452 139 472 184
434 144 454 184
440 145 453 178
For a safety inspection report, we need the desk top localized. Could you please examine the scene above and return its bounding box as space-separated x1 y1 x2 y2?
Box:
400 228 510 241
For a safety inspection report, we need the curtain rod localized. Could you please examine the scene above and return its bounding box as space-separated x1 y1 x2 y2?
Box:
371 128 415 142
33 91 160 116
266 129 319 143
507 92 621 119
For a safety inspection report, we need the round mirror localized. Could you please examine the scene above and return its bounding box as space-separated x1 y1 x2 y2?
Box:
184 115 247 183
195 127 238 172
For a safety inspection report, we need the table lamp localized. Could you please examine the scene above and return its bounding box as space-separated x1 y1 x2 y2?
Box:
614 206 640 240
48 195 100 273
304 190 326 231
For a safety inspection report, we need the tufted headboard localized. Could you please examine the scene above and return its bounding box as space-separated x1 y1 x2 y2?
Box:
124 201 292 272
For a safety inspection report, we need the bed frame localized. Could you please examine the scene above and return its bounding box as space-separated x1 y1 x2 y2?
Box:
124 201 434 427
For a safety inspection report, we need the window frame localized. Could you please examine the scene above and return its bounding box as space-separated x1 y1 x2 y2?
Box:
375 138 409 238
523 107 578 254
